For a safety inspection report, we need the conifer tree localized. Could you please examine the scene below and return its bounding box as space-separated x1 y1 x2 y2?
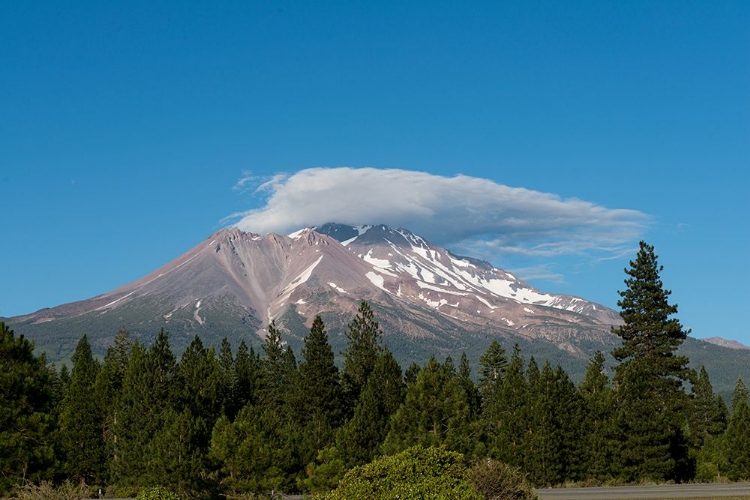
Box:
0 322 55 495
383 356 473 456
689 366 727 448
578 351 615 480
111 330 177 487
57 335 105 485
610 242 694 482
336 348 404 467
724 377 750 480
233 340 259 414
478 340 508 401
483 344 528 468
217 337 236 418
730 377 748 416
526 362 582 485
341 301 383 410
296 316 344 465
92 327 131 483
459 351 481 418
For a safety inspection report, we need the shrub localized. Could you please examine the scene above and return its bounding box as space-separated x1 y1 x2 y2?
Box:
319 445 481 499
466 458 539 500
135 486 181 500
13 481 90 500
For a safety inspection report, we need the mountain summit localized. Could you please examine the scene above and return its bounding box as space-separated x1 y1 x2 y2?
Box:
7 223 749 396
7 223 619 360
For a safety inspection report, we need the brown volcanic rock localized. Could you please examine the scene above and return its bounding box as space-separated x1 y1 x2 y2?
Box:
9 224 622 363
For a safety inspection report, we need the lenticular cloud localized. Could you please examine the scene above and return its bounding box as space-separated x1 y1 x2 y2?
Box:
226 167 649 259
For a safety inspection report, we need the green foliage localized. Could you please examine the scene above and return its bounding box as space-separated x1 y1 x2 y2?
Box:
0 322 55 495
479 340 508 399
300 446 347 493
577 351 615 481
483 345 529 468
466 458 539 500
13 480 90 500
57 335 106 484
383 356 475 457
320 445 481 500
610 242 694 482
135 485 181 500
337 348 404 468
341 301 383 409
296 315 344 464
724 378 750 480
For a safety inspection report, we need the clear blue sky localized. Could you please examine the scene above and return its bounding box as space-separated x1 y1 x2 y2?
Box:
2 1 748 344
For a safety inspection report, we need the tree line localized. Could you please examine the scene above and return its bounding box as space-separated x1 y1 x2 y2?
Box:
1 241 749 498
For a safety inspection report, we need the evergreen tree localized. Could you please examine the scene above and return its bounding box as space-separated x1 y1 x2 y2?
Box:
92 327 131 484
341 301 383 410
478 340 508 410
217 337 236 418
610 242 694 482
724 377 750 480
383 356 474 456
577 351 615 480
296 316 344 465
0 322 55 495
689 366 727 448
233 340 259 414
482 344 528 468
336 348 404 468
111 330 177 487
149 407 217 499
174 336 222 426
257 321 288 409
526 362 582 486
730 376 748 416
458 351 481 418
57 335 105 485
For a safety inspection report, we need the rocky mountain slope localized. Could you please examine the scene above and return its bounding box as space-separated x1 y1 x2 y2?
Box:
5 223 749 396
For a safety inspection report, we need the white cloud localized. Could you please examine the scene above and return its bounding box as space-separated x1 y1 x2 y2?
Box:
225 167 650 262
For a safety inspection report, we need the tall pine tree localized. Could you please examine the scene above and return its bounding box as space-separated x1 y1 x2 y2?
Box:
341 301 383 411
57 335 105 485
611 241 694 482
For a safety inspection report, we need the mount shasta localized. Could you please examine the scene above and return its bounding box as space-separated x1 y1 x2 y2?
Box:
5 223 749 394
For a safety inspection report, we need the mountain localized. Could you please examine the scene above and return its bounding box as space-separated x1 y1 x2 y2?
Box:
5 223 749 397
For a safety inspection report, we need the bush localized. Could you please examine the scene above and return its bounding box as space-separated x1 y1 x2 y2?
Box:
319 445 481 499
135 486 181 500
13 481 90 500
466 459 539 500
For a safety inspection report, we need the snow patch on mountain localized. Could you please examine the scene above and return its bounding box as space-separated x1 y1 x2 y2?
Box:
328 282 348 294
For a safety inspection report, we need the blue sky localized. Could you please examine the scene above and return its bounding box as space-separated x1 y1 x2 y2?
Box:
2 1 748 344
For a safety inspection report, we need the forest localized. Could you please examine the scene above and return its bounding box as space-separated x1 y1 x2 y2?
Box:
2 242 749 499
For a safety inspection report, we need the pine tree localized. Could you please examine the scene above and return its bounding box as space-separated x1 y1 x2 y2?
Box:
336 348 404 468
611 241 694 482
578 351 615 480
341 301 383 410
382 356 473 456
233 340 259 414
730 377 749 416
296 316 344 465
724 377 750 480
478 340 508 402
111 329 177 487
57 335 105 485
459 351 481 419
689 366 727 448
92 327 131 484
482 344 528 468
0 322 55 495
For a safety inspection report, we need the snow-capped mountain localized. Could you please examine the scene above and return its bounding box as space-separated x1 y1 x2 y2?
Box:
6 222 748 396
7 223 619 359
